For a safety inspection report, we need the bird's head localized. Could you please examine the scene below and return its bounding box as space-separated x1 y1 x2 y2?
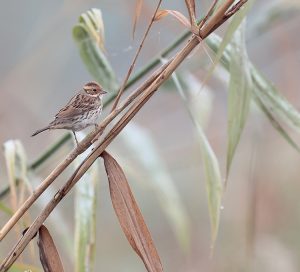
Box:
83 82 107 97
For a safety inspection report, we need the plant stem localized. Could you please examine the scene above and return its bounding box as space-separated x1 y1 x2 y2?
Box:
111 0 163 111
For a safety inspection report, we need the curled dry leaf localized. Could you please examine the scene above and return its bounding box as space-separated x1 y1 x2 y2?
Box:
154 9 191 29
102 151 163 272
133 0 143 38
73 8 119 91
79 8 105 51
38 225 64 272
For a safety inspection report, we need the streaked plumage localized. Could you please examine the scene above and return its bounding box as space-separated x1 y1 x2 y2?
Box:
32 82 107 144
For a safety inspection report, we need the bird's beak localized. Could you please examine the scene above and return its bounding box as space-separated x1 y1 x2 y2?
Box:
100 89 107 95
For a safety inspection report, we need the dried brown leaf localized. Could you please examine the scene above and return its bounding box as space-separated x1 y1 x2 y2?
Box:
185 0 196 25
154 9 191 29
102 151 163 272
133 0 143 38
38 225 64 272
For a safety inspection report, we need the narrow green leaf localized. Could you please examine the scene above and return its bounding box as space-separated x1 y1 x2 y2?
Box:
79 8 105 49
251 66 300 131
119 122 191 251
206 33 300 152
73 9 118 91
254 95 300 152
226 20 253 178
195 122 223 248
203 0 255 84
74 132 99 272
172 73 222 249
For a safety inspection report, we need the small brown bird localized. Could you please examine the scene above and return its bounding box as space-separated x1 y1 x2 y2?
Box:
32 81 107 144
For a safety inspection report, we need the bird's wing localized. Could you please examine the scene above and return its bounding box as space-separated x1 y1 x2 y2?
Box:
55 93 100 119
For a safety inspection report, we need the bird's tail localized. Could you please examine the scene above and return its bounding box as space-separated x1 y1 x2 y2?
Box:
31 126 50 137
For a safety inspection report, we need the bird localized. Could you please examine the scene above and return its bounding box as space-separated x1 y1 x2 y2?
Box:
32 81 107 145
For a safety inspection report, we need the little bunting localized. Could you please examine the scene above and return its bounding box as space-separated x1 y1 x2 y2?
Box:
32 81 107 144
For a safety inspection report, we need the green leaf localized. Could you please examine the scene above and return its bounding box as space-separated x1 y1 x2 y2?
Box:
254 95 300 152
119 122 191 251
73 9 118 91
172 73 222 249
226 20 253 178
74 132 99 272
195 122 222 249
203 0 255 84
251 66 300 132
79 8 105 49
206 33 300 152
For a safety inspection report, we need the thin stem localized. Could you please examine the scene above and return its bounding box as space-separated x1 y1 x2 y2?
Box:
199 0 235 38
214 0 248 30
198 0 218 29
111 0 162 112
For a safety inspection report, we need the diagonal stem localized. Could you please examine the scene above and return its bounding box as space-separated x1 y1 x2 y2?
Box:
111 0 162 112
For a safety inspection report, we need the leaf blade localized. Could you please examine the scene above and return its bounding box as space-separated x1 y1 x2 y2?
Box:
172 73 222 249
102 151 163 272
226 20 253 178
73 9 119 91
203 0 255 85
38 225 64 272
206 33 300 152
154 10 191 28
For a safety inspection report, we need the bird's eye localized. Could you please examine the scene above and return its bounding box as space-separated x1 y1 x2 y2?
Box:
93 89 97 92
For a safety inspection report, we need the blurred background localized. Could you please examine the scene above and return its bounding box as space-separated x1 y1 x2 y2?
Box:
1 0 300 271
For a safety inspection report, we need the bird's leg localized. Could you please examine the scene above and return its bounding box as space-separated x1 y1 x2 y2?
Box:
92 123 100 144
72 131 79 146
